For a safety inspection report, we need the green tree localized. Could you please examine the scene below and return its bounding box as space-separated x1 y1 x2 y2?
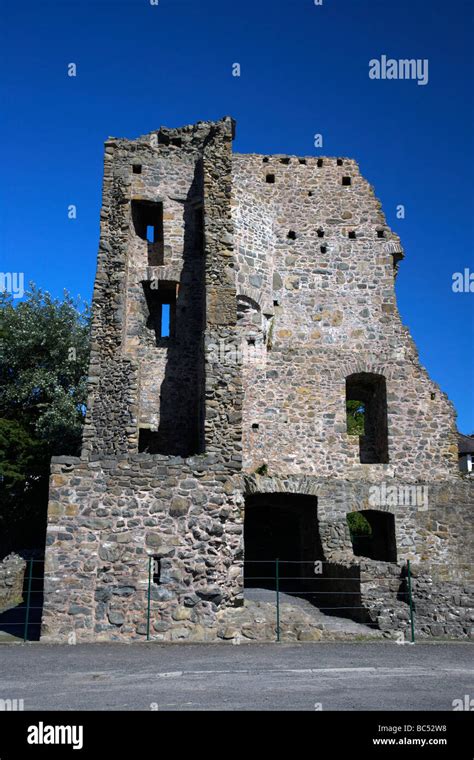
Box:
347 511 372 538
0 285 90 554
346 399 365 435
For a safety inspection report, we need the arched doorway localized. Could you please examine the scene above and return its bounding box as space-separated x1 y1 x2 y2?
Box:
244 493 323 597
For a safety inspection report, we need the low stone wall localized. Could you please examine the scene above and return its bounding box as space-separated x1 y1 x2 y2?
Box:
41 454 244 642
41 453 474 642
360 560 474 640
0 554 26 614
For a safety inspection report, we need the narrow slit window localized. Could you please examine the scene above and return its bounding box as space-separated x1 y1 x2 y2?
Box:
194 206 204 253
161 303 170 338
142 280 178 343
152 556 161 584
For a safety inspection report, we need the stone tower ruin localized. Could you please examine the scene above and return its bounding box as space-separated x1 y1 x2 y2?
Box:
41 117 473 642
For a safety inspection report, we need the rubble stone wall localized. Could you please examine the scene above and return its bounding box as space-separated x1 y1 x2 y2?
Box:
41 118 472 643
0 554 26 614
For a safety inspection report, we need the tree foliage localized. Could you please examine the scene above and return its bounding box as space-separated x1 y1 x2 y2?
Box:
0 285 90 554
346 399 365 435
347 511 372 538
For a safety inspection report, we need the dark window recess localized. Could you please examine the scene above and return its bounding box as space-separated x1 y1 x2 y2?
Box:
317 228 324 238
347 510 397 562
262 157 269 163
266 174 275 184
308 191 313 197
171 137 182 147
152 556 161 584
288 230 297 240
194 206 204 252
299 158 307 165
317 159 324 167
348 231 356 239
337 159 343 166
143 280 178 343
273 299 279 306
342 176 352 186
132 200 164 266
377 230 385 238
252 423 259 430
138 428 161 454
320 245 327 253
247 338 256 346
392 250 403 270
346 373 389 464
280 157 290 165
132 164 142 174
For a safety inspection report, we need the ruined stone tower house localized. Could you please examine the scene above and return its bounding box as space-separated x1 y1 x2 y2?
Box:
42 117 473 642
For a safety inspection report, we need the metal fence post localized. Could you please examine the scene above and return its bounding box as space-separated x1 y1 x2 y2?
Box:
275 558 281 643
147 555 152 641
407 560 415 644
23 558 33 643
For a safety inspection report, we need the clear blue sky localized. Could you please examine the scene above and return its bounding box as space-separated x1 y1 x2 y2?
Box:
1 0 473 432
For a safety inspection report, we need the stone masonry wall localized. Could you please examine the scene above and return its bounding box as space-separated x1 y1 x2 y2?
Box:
42 464 472 641
0 553 26 615
41 118 472 643
81 118 242 462
42 456 243 641
232 153 459 480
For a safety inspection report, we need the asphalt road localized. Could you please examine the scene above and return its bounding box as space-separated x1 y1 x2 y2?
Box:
0 642 472 711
